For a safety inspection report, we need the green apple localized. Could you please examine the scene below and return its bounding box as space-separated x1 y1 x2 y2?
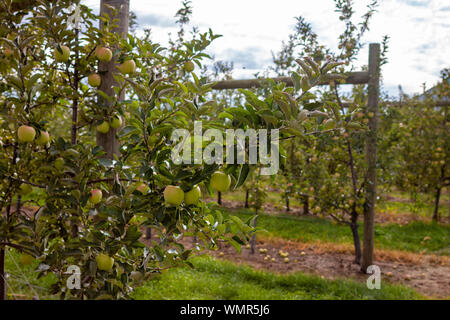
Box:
17 125 36 142
20 253 34 265
54 157 64 170
163 185 184 206
95 47 112 62
183 61 195 73
136 183 150 194
54 45 70 62
96 121 110 134
110 116 123 129
19 184 32 196
88 73 101 87
96 253 114 271
118 59 136 75
210 171 231 192
89 189 102 204
184 185 201 205
36 131 50 145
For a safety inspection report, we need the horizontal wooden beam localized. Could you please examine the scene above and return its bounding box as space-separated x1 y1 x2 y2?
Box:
211 71 370 90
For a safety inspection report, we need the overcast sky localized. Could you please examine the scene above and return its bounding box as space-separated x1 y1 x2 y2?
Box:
83 0 449 96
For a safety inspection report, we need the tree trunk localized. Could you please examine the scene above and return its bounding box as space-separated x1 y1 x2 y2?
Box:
350 210 362 264
217 191 222 205
432 187 441 222
244 189 249 208
303 196 309 215
145 227 151 240
250 209 258 254
361 43 380 273
97 0 129 159
285 196 290 212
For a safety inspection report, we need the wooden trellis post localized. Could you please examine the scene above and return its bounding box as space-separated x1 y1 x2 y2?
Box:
361 43 380 272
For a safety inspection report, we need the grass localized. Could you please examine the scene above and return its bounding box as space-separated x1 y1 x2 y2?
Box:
3 249 57 300
220 188 450 220
228 209 450 255
131 255 423 300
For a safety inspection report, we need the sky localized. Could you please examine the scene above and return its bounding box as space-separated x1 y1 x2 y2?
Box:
82 0 449 96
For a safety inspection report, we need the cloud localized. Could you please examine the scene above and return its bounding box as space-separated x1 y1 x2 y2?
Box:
220 47 270 70
400 0 430 7
136 13 176 28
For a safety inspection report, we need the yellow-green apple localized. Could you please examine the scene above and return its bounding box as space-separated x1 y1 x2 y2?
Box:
36 131 50 145
163 185 184 206
210 171 231 192
136 183 150 194
54 45 70 62
95 47 112 62
20 253 34 265
17 125 36 142
184 185 201 205
96 121 110 134
88 73 101 87
110 116 122 129
89 189 102 204
117 59 136 75
19 184 32 196
54 157 64 170
183 61 195 73
96 253 114 271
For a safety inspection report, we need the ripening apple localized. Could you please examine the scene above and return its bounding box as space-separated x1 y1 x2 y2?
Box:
95 47 112 62
36 131 50 145
136 183 150 194
89 189 102 204
130 271 143 281
17 125 36 142
210 171 231 192
20 253 34 265
184 185 201 205
117 59 136 75
110 116 122 129
96 121 110 134
183 61 195 73
19 184 32 196
163 185 184 206
96 253 114 271
54 45 70 62
3 46 13 57
88 73 101 87
54 157 64 170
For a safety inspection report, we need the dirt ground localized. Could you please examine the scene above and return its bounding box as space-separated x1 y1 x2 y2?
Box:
179 236 450 299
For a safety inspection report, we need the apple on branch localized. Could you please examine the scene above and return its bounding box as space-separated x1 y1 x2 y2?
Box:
36 131 50 145
96 253 114 271
183 61 195 73
163 185 184 206
17 125 36 142
110 115 123 129
96 121 110 134
95 47 112 62
54 45 70 63
89 189 102 204
117 59 136 75
210 171 231 192
88 73 101 87
184 185 201 205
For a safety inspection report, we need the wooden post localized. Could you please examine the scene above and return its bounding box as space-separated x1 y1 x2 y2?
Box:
97 0 129 159
361 43 380 273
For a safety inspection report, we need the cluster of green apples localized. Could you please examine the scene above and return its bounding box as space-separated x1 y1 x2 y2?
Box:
163 171 231 206
17 125 50 145
96 115 123 134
